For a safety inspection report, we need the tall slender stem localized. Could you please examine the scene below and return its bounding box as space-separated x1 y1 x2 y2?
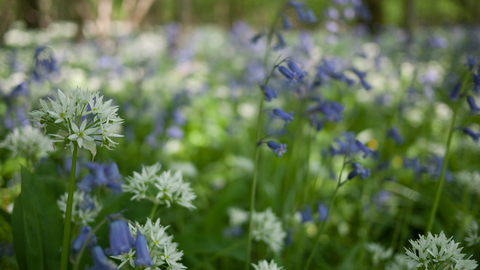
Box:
304 149 350 270
60 143 78 270
149 203 159 220
425 70 469 233
73 218 108 270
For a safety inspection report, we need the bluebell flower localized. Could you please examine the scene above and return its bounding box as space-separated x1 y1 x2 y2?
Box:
387 128 404 145
89 245 117 270
308 113 323 131
448 82 462 101
278 66 295 81
347 162 371 180
428 35 447 49
328 133 360 156
166 126 184 139
360 78 372 90
104 162 123 194
78 174 95 193
317 202 328 221
272 33 287 50
467 96 480 115
105 219 135 256
300 205 312 223
71 226 97 256
288 61 308 81
32 46 59 82
466 56 478 71
261 85 277 102
250 33 264 44
134 231 153 267
305 8 317 23
326 7 340 20
62 157 81 179
355 140 373 158
273 108 294 126
267 141 287 157
287 1 305 8
288 2 307 21
11 81 28 97
463 127 480 142
350 67 371 89
424 155 453 182
403 157 422 174
79 193 96 211
473 71 480 93
282 15 293 30
172 108 187 126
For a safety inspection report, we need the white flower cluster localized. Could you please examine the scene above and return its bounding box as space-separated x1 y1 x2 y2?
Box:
404 231 478 270
365 242 393 266
57 190 102 225
465 220 480 247
227 207 249 227
122 163 196 210
29 87 123 159
252 260 284 270
385 254 416 270
251 208 286 254
111 218 186 270
0 124 53 161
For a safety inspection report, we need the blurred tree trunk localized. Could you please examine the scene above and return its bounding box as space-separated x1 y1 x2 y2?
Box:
175 0 192 29
18 0 40 28
362 0 383 34
129 0 156 28
0 0 16 45
403 0 415 44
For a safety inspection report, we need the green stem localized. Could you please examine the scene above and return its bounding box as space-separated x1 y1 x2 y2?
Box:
73 218 108 270
425 101 459 233
149 203 159 220
60 143 78 270
304 149 350 270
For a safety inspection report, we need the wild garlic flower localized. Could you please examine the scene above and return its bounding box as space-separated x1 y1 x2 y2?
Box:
57 190 102 225
29 87 123 159
0 124 53 161
110 218 187 270
122 163 196 210
404 231 478 270
465 220 480 247
365 242 393 266
252 260 284 270
251 208 286 254
227 207 249 227
385 254 415 270
456 171 480 196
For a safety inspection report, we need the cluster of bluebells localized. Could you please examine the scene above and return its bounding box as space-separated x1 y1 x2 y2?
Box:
57 190 102 225
0 124 53 162
403 231 477 270
403 155 453 182
29 87 124 159
78 161 124 194
322 0 372 39
313 58 371 91
110 218 187 270
122 163 196 210
31 46 59 83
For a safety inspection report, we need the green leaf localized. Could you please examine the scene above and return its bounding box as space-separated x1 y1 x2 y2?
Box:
12 168 64 270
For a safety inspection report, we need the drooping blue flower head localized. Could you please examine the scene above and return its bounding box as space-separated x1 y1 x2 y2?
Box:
89 245 117 270
288 61 308 81
467 96 480 115
317 202 328 221
466 56 478 71
78 174 95 193
403 157 422 175
134 231 154 267
10 81 29 98
305 8 317 23
79 193 96 211
463 127 480 142
282 15 293 30
359 78 372 90
387 128 404 145
71 226 97 256
278 66 295 82
105 219 135 256
347 162 370 180
32 46 59 83
355 140 373 158
266 140 287 157
300 205 312 223
448 82 462 101
273 108 294 126
272 33 287 51
473 71 480 94
261 85 277 102
251 33 264 44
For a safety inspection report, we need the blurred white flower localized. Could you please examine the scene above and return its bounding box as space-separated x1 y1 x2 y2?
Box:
252 260 284 270
465 220 480 247
123 163 196 210
29 87 123 159
57 190 102 225
386 254 415 270
227 207 249 227
252 208 286 254
0 124 53 161
365 242 393 266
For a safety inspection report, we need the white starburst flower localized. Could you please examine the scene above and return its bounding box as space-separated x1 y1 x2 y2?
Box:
57 190 102 225
251 208 286 254
29 86 123 159
0 125 53 161
252 260 284 270
465 220 480 247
